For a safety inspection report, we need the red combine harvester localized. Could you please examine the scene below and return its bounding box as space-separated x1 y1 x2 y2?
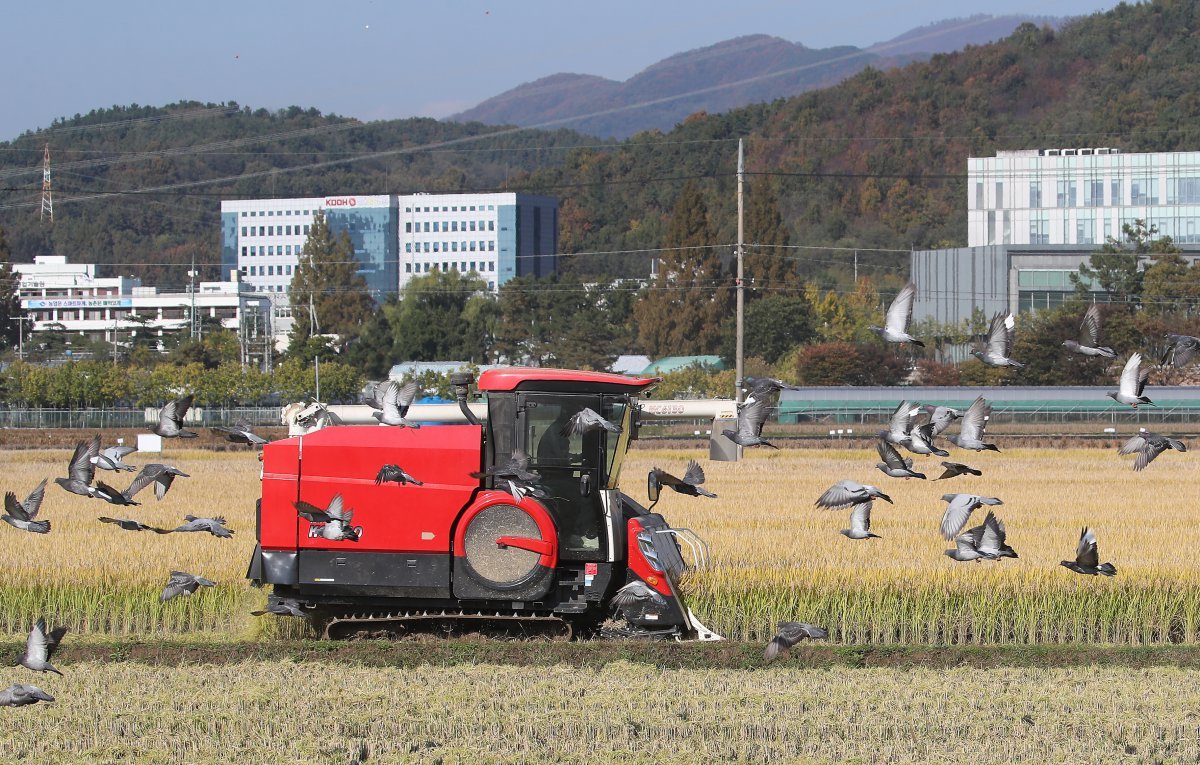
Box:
247 367 719 640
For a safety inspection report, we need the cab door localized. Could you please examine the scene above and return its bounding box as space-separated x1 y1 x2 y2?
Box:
518 393 606 561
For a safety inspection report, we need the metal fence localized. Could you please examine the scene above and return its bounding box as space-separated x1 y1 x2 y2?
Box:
0 407 285 429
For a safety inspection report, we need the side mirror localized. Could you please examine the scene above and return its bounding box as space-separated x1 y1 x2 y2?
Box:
646 471 660 503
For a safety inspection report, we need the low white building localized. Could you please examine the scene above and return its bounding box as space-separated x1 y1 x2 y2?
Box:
14 256 269 358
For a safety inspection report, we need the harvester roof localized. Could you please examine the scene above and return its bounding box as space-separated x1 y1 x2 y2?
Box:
477 367 660 394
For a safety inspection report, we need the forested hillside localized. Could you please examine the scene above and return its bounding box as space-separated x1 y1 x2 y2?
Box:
0 1 1198 295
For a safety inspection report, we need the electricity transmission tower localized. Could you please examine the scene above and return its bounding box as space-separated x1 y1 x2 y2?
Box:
39 144 53 223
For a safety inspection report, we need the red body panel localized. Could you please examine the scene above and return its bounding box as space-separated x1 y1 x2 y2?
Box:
261 424 483 555
477 367 658 392
260 438 301 550
453 490 559 569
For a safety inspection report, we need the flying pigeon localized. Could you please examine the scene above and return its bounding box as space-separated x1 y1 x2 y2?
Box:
1161 333 1200 368
0 684 54 707
879 400 921 447
156 515 233 538
375 464 424 486
293 400 342 430
295 495 359 542
922 405 962 437
763 621 829 661
868 281 923 346
210 420 268 446
92 443 137 472
649 460 718 498
17 618 67 675
945 511 1016 561
470 449 540 482
609 580 667 617
874 439 926 480
1118 432 1186 471
98 517 168 532
1107 353 1154 408
502 479 548 502
840 500 881 540
152 394 198 438
124 464 190 501
722 393 777 449
939 493 1004 540
1062 304 1116 358
251 596 307 618
743 376 801 398
92 480 141 506
903 421 949 457
561 407 622 437
55 435 101 498
934 461 982 481
946 396 1000 452
1060 527 1116 576
3 479 50 534
815 480 893 510
373 380 421 427
972 312 1023 368
160 571 217 602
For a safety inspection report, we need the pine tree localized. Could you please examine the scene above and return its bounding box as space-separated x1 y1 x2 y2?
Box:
288 211 375 353
0 227 21 350
743 178 799 295
632 181 727 357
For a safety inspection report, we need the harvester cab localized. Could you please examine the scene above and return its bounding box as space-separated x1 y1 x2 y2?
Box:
249 367 720 641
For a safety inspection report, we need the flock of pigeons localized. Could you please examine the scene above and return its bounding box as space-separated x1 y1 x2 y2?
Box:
716 285 1196 660
6 290 1197 683
0 394 265 707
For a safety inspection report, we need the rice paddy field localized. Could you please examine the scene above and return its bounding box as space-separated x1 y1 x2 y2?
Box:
1 442 1198 644
3 440 1199 762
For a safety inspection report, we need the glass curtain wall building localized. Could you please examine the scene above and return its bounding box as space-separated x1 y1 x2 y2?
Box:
968 148 1200 247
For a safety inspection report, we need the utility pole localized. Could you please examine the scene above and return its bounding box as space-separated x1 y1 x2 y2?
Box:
189 252 198 341
10 316 30 360
854 250 859 283
735 138 745 404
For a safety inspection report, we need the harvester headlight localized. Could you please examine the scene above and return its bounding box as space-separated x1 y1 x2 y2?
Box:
636 532 662 572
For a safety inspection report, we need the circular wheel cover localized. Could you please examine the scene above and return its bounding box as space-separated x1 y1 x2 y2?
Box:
462 503 542 586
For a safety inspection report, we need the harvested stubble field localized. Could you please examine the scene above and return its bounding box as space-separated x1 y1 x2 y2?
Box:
6 657 1200 764
1 443 1199 644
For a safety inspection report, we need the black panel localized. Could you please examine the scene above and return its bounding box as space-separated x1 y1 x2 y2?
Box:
246 544 263 583
453 556 554 601
262 550 299 585
298 551 450 598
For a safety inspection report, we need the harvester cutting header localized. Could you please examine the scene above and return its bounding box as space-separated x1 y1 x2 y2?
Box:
248 367 720 640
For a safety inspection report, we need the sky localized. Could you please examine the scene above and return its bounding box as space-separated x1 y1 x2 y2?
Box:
3 0 1120 142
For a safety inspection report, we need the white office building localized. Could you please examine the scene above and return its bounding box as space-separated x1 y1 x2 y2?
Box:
14 256 267 356
914 147 1200 326
968 147 1200 247
398 192 558 291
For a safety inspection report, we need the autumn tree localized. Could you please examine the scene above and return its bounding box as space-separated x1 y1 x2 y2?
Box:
288 210 375 354
1072 219 1179 304
494 274 620 370
632 181 727 356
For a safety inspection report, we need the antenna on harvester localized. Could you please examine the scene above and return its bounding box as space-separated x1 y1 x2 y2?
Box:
39 143 53 223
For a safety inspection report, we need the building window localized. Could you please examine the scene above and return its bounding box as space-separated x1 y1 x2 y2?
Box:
489 262 495 272
1085 180 1103 206
405 263 412 273
1111 178 1123 206
433 222 440 232
304 225 310 235
488 220 495 231
470 221 476 232
423 243 430 252
406 222 412 233
241 247 248 257
433 242 440 252
240 267 248 275
488 241 495 251
975 182 983 209
287 265 293 275
241 227 247 236
1029 182 1041 208
406 243 412 253
424 222 431 232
